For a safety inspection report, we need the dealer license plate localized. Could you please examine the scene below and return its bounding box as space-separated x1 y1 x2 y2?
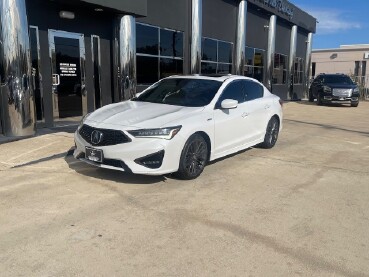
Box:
85 147 103 163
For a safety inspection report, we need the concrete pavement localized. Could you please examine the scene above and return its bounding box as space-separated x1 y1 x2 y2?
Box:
1 101 369 276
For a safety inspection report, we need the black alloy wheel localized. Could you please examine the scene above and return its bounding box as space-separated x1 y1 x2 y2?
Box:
175 134 208 180
260 117 280 149
308 90 314 102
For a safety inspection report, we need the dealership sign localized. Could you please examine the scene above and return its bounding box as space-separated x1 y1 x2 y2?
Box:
262 0 294 19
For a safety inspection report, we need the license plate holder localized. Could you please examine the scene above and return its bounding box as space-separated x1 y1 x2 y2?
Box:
85 147 103 163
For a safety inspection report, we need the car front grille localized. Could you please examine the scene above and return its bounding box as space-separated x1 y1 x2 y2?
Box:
332 88 351 97
79 124 131 146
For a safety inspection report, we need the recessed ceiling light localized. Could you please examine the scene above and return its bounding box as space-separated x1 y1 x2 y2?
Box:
94 8 103 12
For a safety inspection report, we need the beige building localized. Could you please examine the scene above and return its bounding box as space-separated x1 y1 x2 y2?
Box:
311 44 369 89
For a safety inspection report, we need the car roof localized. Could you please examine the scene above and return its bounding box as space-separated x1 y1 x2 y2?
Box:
166 74 259 83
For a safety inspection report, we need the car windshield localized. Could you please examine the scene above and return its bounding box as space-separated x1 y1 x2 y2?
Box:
322 75 354 84
134 78 222 107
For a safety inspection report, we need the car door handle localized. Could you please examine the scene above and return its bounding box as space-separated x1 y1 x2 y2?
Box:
264 104 270 109
242 112 249 118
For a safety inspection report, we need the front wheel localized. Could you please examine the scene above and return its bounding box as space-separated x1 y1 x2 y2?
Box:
259 117 280 149
317 94 323 106
174 134 209 180
351 102 359 107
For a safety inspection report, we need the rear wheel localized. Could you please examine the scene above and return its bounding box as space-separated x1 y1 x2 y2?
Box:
175 134 208 180
260 117 280 149
308 90 314 102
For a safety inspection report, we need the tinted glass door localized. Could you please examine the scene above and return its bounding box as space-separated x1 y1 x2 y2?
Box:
49 30 87 123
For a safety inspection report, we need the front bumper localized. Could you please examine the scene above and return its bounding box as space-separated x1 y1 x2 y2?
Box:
73 129 186 175
321 94 359 103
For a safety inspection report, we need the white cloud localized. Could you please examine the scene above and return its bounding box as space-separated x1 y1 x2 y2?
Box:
303 8 361 34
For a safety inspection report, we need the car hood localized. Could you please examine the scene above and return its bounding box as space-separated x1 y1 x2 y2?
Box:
325 83 356 89
85 100 204 128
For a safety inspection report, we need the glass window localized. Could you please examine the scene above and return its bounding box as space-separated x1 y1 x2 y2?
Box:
244 47 265 83
160 58 183 79
273 53 287 84
160 29 183 58
202 38 217 62
137 56 159 84
217 80 245 105
201 62 217 74
136 24 158 55
245 47 254 66
201 38 233 74
217 63 232 74
135 78 222 107
136 23 184 86
293 57 304 84
218 41 232 63
243 80 263 101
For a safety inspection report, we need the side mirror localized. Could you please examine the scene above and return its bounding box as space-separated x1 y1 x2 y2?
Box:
221 99 238 109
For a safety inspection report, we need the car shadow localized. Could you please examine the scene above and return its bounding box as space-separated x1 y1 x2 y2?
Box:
64 147 167 184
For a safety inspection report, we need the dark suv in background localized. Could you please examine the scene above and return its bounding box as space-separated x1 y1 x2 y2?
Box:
309 74 360 107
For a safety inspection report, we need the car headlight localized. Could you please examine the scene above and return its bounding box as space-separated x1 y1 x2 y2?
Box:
353 87 359 93
128 126 182 140
323 86 332 93
78 113 91 129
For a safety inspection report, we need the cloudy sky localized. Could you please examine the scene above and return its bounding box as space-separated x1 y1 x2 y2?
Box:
290 0 368 49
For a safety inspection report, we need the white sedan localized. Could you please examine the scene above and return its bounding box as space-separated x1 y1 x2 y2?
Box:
74 75 283 179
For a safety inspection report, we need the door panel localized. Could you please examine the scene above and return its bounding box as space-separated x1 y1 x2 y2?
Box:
48 30 87 122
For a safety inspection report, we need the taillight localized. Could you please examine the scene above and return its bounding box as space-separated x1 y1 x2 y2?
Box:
279 99 284 107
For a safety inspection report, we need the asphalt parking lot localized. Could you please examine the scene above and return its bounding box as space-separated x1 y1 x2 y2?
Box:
1 101 369 276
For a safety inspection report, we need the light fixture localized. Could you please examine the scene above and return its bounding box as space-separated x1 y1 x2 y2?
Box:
59 11 75 19
94 8 103 12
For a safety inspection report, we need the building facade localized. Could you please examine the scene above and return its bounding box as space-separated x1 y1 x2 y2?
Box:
312 44 369 89
0 0 316 137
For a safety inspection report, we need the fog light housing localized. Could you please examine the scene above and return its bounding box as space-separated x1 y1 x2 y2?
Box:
134 150 165 169
324 96 332 100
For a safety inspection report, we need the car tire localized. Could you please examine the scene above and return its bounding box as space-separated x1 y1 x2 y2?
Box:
308 90 314 102
174 134 208 180
317 94 323 106
351 102 359 107
259 117 280 149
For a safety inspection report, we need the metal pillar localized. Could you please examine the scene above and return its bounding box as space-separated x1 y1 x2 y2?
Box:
115 15 136 101
0 0 36 137
190 0 202 74
288 25 298 99
266 15 276 91
234 0 247 75
304 32 313 99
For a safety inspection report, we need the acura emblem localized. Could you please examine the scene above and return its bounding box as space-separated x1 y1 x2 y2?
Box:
91 130 103 145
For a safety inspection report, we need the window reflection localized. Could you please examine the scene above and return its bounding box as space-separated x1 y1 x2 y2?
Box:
244 47 265 82
160 29 183 58
136 23 159 55
294 57 304 84
201 37 233 74
136 23 184 85
273 53 288 84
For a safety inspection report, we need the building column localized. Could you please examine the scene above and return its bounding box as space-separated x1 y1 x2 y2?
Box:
304 32 313 99
114 15 136 101
266 15 277 91
190 0 202 74
0 0 36 137
288 25 298 99
234 0 247 75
